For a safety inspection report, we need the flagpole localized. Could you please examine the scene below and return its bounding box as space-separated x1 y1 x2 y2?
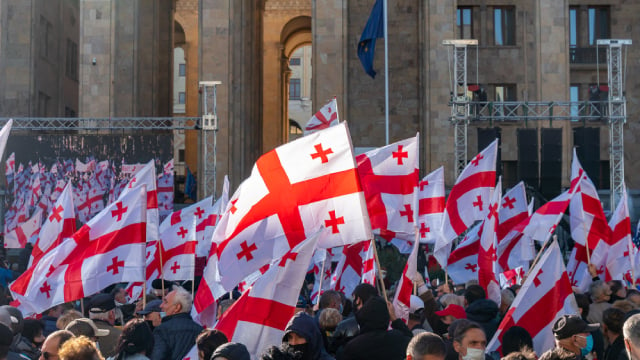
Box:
371 238 389 301
527 235 554 278
159 243 165 298
383 0 389 145
317 258 327 307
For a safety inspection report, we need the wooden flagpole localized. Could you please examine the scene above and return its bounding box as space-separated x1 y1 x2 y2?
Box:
371 238 389 301
527 235 554 278
159 243 166 298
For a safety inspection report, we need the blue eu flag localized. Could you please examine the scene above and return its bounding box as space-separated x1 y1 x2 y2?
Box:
358 0 384 78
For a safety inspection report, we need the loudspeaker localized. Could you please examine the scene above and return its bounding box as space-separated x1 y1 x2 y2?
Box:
573 127 600 187
478 128 501 178
517 128 539 189
540 128 562 199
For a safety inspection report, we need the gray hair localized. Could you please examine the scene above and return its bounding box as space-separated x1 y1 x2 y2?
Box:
440 293 464 308
501 289 516 307
407 332 446 359
171 285 192 313
623 313 640 348
590 280 609 302
89 309 113 321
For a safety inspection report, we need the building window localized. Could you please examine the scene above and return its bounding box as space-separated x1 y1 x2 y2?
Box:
569 8 577 47
289 79 301 100
66 39 78 80
179 64 186 76
178 92 186 104
493 84 516 117
570 85 580 118
589 7 610 45
289 58 301 66
494 7 515 46
457 7 473 40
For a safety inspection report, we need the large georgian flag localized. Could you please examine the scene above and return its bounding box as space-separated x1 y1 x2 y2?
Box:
496 182 531 273
158 213 197 282
392 233 420 323
487 241 578 355
304 97 339 135
447 221 482 285
435 139 497 267
10 186 147 316
213 123 372 290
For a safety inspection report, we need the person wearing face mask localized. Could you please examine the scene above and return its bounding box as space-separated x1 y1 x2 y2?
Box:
551 315 600 359
623 314 640 360
452 320 486 360
281 312 333 360
135 300 162 332
331 283 378 356
603 308 628 360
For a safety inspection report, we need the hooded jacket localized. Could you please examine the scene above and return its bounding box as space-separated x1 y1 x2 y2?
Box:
283 312 334 360
337 296 412 360
465 299 499 341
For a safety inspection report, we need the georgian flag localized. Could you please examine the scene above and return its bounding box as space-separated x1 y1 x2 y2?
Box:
497 182 532 273
331 240 375 298
392 233 420 323
5 209 42 249
303 97 339 135
478 177 502 306
417 167 445 244
447 221 482 285
159 212 197 281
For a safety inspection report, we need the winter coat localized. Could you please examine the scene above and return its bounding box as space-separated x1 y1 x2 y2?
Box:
337 296 412 360
465 299 499 341
283 312 334 360
150 312 203 360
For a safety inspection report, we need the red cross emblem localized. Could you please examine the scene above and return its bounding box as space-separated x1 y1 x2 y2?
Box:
470 154 484 166
488 203 498 220
502 196 516 209
399 204 414 223
194 207 205 219
278 251 298 267
465 263 478 272
40 282 52 298
419 180 429 191
533 269 543 287
472 196 484 211
177 227 188 239
229 199 238 214
310 144 333 163
46 265 56 277
236 241 258 261
49 205 64 222
170 261 181 274
419 223 430 238
106 256 125 275
111 202 128 221
392 145 409 165
128 177 137 189
324 210 345 234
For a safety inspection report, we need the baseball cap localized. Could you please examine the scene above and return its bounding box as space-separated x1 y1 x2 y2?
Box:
137 299 162 315
435 304 467 319
552 315 599 339
88 293 116 313
65 318 109 337
409 295 424 314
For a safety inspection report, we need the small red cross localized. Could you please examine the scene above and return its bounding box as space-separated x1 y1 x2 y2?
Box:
128 177 137 188
419 223 430 238
230 199 238 214
177 227 188 239
502 196 516 209
324 210 345 234
419 180 429 191
236 241 258 261
46 265 56 277
533 269 544 287
170 261 181 274
111 202 128 221
310 144 334 163
278 251 298 267
470 154 484 166
465 263 478 272
399 204 414 223
194 207 205 219
392 145 409 165
40 282 52 298
106 256 125 275
488 203 498 220
472 196 483 211
49 205 64 222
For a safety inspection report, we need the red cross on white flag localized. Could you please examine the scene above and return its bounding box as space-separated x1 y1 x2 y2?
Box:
447 221 481 285
158 209 197 282
478 177 502 306
5 209 42 249
392 233 420 323
331 240 376 298
303 97 340 135
417 166 445 244
496 182 533 274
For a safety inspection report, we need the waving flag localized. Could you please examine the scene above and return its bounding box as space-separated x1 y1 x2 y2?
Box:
497 182 532 273
478 177 501 305
357 0 384 78
447 222 481 285
304 98 339 135
331 240 375 297
392 233 420 323
159 213 197 281
417 167 445 244
5 209 42 249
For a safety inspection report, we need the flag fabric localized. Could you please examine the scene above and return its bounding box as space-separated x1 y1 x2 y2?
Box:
357 0 384 78
10 185 147 316
182 345 198 360
497 182 533 273
478 177 501 305
5 209 42 249
417 167 445 244
304 98 340 135
0 120 13 164
392 233 420 323
487 241 579 355
331 240 376 297
435 139 498 267
499 267 525 288
158 213 197 282
447 221 482 285
215 233 319 359
310 248 336 305
194 176 229 258
213 123 372 290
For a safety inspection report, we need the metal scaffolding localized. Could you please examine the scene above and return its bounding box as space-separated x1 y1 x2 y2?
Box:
0 117 199 131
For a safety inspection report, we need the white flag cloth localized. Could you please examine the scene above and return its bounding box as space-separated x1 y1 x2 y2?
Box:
496 182 532 273
447 221 481 285
331 240 375 298
304 97 339 135
478 177 501 305
417 167 445 244
0 120 13 164
5 209 42 249
158 214 197 282
392 233 420 323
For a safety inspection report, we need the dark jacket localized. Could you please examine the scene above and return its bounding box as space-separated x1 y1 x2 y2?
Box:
330 315 359 355
40 315 58 337
337 296 412 360
14 337 39 360
284 312 333 360
150 312 203 360
93 319 122 358
604 335 628 360
465 299 499 341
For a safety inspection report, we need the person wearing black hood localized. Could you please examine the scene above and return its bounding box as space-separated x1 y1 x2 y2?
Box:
462 286 499 341
330 283 378 356
281 312 333 360
337 296 413 360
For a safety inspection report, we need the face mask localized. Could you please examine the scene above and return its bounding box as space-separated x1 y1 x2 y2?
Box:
581 334 594 356
463 348 485 360
159 312 166 318
290 343 308 355
339 303 344 314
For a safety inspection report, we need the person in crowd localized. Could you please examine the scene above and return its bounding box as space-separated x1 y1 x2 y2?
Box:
436 283 454 299
210 342 250 360
406 332 446 360
87 293 122 358
408 295 427 336
499 289 515 318
58 336 104 360
19 319 45 360
149 280 172 299
551 315 599 358
319 308 342 355
338 296 412 360
3 305 35 360
109 318 154 360
436 305 467 327
56 310 83 332
463 286 499 341
626 290 640 308
613 301 637 314
601 308 628 360
0 322 14 360
539 347 579 360
574 293 605 360
280 312 332 360
39 330 74 360
331 283 378 354
623 313 640 360
65 318 109 343
111 287 135 326
216 299 236 321
451 320 486 360
587 280 612 324
609 281 627 303
316 291 342 320
439 294 465 309
135 300 162 331
195 329 228 360
260 345 299 360
502 348 537 360
150 286 202 360
501 326 533 357
41 306 63 338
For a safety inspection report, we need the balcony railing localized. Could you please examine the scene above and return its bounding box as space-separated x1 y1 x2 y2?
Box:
569 46 607 64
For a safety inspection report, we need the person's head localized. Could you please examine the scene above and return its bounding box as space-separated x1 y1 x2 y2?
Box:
44 305 64 319
436 283 454 298
56 310 83 331
114 318 154 357
574 293 590 320
439 293 464 308
623 313 640 360
609 280 626 301
627 290 640 307
0 305 23 336
602 307 625 339
23 319 46 347
436 304 467 326
88 293 117 325
318 308 342 332
452 320 486 360
110 286 129 305
216 299 236 320
501 326 533 357
210 342 250 360
590 280 612 303
318 290 342 311
351 283 378 312
39 330 74 360
196 329 228 360
501 348 537 360
65 317 109 342
406 332 446 360
136 299 162 328
552 315 599 355
500 288 516 316
463 285 486 307
161 285 192 316
58 335 104 360
613 300 637 314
